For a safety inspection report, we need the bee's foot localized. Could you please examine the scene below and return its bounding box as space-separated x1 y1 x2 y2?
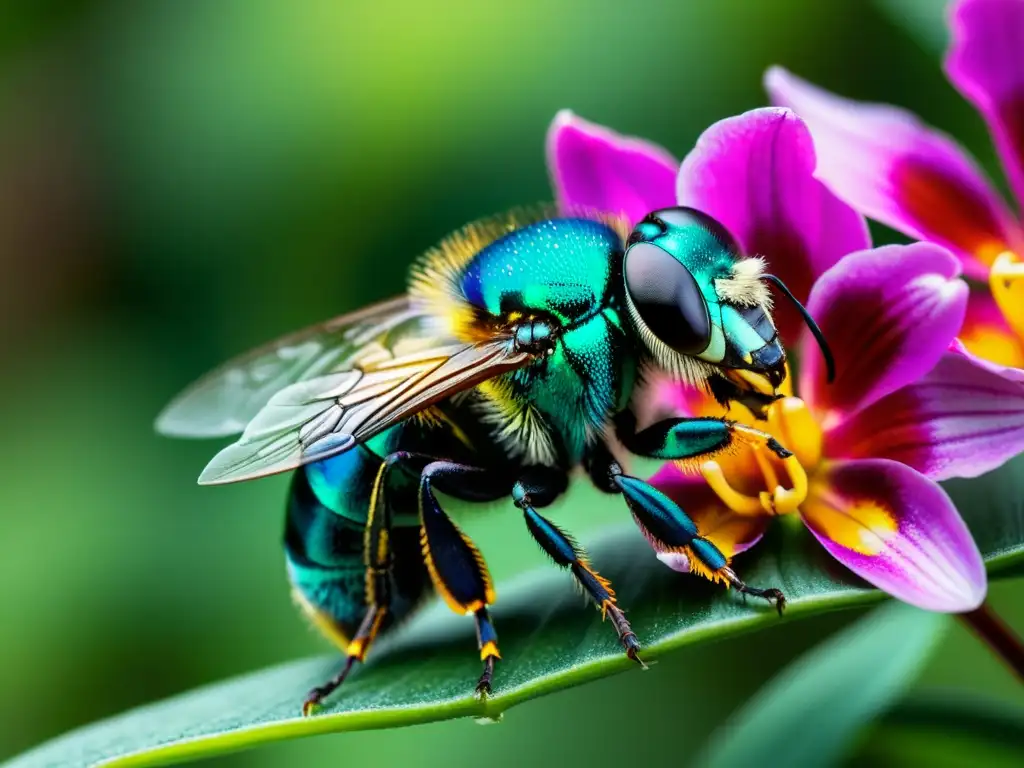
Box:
740 585 786 616
764 588 787 616
625 642 649 671
722 568 786 616
606 606 647 671
474 652 496 700
302 691 326 717
300 655 359 716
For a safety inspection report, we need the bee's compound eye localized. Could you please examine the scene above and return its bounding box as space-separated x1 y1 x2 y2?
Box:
624 242 711 355
648 207 741 255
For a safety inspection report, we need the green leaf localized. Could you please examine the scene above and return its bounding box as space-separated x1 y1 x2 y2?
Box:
694 601 950 768
8 454 1024 768
852 689 1024 767
944 454 1024 576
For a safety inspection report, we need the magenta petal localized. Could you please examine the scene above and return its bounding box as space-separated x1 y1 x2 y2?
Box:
766 67 1020 279
546 110 678 226
949 337 1024 385
632 374 703 426
802 244 968 418
826 348 1024 481
801 459 986 612
677 107 870 340
946 0 1024 211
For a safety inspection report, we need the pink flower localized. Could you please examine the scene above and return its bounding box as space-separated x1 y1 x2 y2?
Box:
547 107 1024 611
765 0 1024 372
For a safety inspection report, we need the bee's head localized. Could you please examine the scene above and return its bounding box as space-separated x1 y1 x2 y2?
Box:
623 207 831 397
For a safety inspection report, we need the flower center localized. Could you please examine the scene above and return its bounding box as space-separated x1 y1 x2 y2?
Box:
990 251 1024 343
700 396 822 517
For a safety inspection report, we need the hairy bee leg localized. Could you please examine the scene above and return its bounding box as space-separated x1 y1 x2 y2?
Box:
302 451 437 716
513 475 643 666
418 460 508 694
614 466 784 613
614 411 792 464
588 439 785 615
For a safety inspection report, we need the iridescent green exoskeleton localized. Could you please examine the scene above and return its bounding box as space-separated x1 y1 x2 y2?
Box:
157 206 833 715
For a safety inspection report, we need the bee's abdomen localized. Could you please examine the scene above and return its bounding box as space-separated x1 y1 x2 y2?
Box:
284 460 428 643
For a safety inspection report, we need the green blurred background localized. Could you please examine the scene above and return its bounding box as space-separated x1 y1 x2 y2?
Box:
1 0 1021 765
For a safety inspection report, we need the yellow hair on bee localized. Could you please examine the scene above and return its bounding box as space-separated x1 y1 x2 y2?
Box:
474 377 559 465
670 443 741 475
420 522 496 616
408 206 556 341
715 256 772 307
577 559 617 609
629 507 732 586
291 588 351 652
675 546 732 586
410 406 474 449
408 205 631 341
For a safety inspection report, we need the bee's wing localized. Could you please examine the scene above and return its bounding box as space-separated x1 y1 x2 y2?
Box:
195 333 531 485
156 296 417 439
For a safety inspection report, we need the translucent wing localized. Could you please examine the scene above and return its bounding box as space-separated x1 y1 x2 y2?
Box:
195 333 532 485
156 297 416 438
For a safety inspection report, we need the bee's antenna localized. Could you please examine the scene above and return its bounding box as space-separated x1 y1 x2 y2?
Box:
763 274 835 383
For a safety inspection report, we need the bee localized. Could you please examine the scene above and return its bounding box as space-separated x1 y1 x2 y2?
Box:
157 206 832 715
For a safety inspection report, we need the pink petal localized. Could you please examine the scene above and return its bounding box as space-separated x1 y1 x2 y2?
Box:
766 66 1021 279
801 459 986 612
546 110 678 226
802 244 968 419
946 0 1024 211
825 348 1024 481
676 107 870 340
949 337 1024 385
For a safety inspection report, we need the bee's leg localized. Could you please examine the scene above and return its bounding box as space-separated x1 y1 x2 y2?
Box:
301 451 437 716
594 426 787 615
418 460 510 696
614 410 793 466
512 467 643 666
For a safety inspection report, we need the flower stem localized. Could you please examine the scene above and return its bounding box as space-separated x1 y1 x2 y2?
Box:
959 601 1024 683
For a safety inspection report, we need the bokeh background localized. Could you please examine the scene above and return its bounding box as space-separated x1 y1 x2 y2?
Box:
1 0 1021 765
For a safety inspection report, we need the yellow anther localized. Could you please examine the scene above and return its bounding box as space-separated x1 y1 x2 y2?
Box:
767 396 823 470
703 398 816 518
701 460 766 516
752 445 780 490
758 455 809 515
990 251 1024 343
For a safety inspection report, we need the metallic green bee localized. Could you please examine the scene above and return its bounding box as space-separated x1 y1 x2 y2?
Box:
157 206 832 715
